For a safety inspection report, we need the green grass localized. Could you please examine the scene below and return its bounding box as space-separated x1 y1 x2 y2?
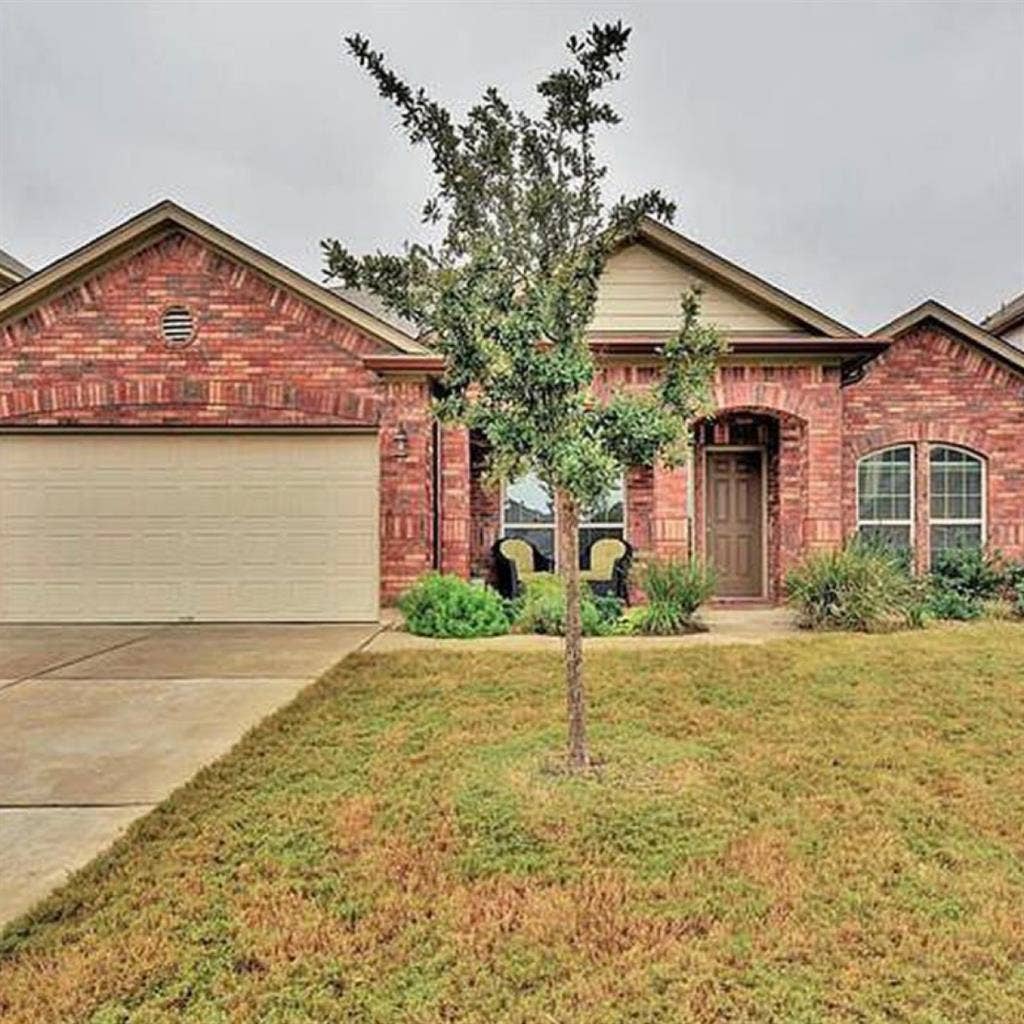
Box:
2 623 1023 1023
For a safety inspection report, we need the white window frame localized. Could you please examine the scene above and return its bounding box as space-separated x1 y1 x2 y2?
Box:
500 472 627 569
856 444 915 548
928 444 986 554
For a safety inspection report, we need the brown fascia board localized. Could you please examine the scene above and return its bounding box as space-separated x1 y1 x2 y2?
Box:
0 200 430 356
588 334 888 359
634 218 858 339
872 299 1024 376
362 354 445 373
364 334 888 377
982 290 1024 335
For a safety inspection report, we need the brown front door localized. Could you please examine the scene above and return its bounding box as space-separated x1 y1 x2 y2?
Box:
706 449 764 597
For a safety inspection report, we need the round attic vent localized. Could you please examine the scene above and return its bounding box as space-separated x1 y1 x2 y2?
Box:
160 306 196 347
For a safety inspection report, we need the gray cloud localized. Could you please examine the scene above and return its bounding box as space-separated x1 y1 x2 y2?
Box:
1 0 1021 331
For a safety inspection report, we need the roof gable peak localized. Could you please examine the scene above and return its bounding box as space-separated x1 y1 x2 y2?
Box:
629 217 856 338
0 200 428 355
873 298 1024 375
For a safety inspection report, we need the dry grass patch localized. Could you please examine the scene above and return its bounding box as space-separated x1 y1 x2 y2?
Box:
1 622 1022 1022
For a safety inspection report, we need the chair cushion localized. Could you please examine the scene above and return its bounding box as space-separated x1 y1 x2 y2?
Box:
586 537 627 580
498 537 536 577
519 570 552 586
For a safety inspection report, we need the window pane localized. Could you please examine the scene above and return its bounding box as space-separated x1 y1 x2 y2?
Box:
930 447 983 522
858 447 912 522
930 523 982 567
504 473 554 524
582 478 625 525
504 526 555 568
579 526 625 570
858 524 911 553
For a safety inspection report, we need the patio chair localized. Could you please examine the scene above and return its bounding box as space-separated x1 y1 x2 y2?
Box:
580 536 633 602
492 536 551 598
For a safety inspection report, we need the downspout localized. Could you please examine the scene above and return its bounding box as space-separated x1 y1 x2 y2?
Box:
431 417 442 571
686 444 696 555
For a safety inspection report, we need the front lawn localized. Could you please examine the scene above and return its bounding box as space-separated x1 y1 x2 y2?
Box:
2 624 1023 1022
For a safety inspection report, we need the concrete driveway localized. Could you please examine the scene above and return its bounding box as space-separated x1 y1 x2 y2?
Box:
0 622 378 926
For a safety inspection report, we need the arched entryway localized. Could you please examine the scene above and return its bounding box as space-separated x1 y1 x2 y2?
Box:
694 409 809 600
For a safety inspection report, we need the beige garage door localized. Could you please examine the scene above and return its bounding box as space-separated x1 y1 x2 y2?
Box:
0 433 379 623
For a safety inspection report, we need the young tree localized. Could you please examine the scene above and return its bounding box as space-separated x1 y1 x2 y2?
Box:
324 22 722 770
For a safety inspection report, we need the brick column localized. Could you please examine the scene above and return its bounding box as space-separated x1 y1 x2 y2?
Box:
651 460 690 560
915 441 930 574
802 387 844 554
626 465 654 555
379 378 434 603
777 416 808 595
439 425 472 578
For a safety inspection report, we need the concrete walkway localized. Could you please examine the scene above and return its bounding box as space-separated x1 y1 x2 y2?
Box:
365 605 800 653
0 622 377 926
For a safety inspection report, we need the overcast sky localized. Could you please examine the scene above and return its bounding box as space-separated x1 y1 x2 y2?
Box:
1 1 1022 332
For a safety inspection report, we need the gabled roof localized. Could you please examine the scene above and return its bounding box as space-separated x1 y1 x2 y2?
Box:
0 200 429 355
0 247 32 286
873 299 1024 375
982 289 1024 338
330 286 421 339
633 217 858 338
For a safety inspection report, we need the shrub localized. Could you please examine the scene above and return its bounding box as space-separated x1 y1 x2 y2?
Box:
929 548 1004 599
1006 563 1024 618
925 548 1006 621
513 575 616 636
398 572 510 638
785 539 924 632
925 588 983 622
630 556 715 635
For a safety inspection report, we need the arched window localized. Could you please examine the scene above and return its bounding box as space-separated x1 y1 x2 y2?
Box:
857 445 913 552
929 446 984 564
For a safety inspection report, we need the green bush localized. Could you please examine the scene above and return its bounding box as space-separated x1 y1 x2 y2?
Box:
930 547 1004 598
512 575 616 636
398 572 510 638
785 539 924 632
629 556 715 635
925 588 983 622
1006 563 1024 618
925 548 1006 621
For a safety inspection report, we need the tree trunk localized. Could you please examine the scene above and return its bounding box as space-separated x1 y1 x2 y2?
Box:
557 489 590 770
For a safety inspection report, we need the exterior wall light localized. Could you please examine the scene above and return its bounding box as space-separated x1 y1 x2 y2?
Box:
393 423 410 459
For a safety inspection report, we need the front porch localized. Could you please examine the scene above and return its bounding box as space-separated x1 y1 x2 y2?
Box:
454 409 820 604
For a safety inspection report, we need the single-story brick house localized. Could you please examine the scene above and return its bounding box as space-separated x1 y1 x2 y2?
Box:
0 201 1021 622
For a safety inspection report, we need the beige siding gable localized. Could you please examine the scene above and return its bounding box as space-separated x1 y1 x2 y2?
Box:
591 242 809 335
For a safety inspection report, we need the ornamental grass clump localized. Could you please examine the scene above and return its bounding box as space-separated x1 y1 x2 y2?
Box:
785 539 924 632
629 556 715 634
398 572 510 638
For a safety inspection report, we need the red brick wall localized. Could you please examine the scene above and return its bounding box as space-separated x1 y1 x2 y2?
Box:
469 433 502 579
379 379 435 601
0 231 385 425
842 325 1024 563
439 425 472 578
465 361 839 599
0 228 437 604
